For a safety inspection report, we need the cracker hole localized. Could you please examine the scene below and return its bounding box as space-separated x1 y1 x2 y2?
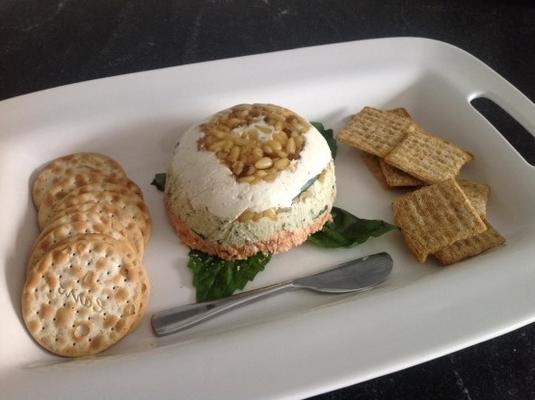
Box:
53 318 56 321
88 338 92 342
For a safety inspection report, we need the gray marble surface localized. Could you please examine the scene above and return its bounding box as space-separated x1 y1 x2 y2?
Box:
1 1 535 399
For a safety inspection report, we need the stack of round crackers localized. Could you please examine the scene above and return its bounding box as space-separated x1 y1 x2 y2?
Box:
22 153 152 357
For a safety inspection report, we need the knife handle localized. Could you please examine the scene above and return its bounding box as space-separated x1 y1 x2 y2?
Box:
151 281 294 337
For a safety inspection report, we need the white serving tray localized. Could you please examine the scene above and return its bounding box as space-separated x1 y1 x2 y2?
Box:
1 37 534 399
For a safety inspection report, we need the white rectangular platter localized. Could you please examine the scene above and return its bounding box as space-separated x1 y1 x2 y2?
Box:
2 37 535 399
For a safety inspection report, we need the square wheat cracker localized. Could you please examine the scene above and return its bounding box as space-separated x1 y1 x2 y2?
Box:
337 107 417 157
384 128 473 183
379 158 424 187
388 107 412 119
392 179 486 262
434 221 505 265
458 180 489 218
360 152 390 189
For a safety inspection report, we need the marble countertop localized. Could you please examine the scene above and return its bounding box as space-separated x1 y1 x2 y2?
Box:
1 1 534 399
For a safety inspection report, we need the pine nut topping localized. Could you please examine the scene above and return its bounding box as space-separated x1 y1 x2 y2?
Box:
198 104 309 184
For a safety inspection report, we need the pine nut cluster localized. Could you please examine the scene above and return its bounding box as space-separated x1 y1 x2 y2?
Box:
198 104 309 184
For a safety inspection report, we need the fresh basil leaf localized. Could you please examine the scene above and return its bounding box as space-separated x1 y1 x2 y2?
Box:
151 173 166 192
188 250 271 302
310 121 337 159
307 207 397 248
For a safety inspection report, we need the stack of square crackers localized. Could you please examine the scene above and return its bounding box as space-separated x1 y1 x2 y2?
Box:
337 107 505 265
21 153 152 357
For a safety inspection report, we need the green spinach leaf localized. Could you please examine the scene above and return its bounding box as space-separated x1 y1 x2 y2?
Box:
310 121 337 159
308 207 396 248
151 173 167 192
188 250 271 302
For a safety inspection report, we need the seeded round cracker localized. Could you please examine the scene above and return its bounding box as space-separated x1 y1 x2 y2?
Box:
384 128 473 184
42 211 145 260
32 153 126 210
48 198 151 244
21 235 143 357
28 220 137 274
336 107 417 157
392 179 486 262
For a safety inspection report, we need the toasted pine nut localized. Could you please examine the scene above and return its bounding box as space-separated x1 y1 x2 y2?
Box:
263 208 277 220
262 145 273 154
274 157 290 170
238 210 255 222
268 140 282 151
229 146 241 161
255 157 273 170
263 173 278 182
254 170 268 178
239 176 255 184
286 138 296 154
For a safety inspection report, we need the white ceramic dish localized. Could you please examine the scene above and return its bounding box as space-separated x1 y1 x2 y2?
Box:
1 37 534 399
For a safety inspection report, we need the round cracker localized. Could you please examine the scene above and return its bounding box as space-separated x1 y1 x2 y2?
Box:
41 211 145 261
28 220 137 275
129 266 150 332
37 172 138 227
62 181 144 201
21 235 143 357
44 191 152 243
32 153 126 209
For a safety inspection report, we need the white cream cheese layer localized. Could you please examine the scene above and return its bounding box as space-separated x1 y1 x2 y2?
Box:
170 122 332 220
